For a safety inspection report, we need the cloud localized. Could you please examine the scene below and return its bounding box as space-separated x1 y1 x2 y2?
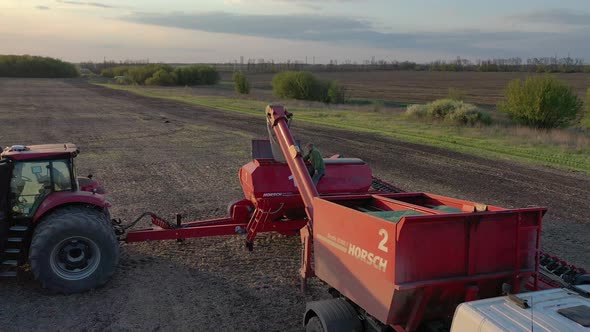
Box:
122 11 590 59
36 5 51 10
508 8 590 26
56 0 118 9
126 12 391 42
223 0 366 10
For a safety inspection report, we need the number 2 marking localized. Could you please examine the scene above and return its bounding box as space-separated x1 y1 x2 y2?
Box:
378 229 389 253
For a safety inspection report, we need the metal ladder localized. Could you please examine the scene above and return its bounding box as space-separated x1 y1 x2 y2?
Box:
244 204 271 251
0 222 29 278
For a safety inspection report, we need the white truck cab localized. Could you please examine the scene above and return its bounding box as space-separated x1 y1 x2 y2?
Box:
451 285 590 331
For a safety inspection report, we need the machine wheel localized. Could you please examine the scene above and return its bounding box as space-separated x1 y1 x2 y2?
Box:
29 206 119 294
306 317 325 332
304 299 363 332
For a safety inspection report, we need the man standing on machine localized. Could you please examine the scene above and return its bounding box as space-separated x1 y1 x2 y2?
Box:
303 143 325 187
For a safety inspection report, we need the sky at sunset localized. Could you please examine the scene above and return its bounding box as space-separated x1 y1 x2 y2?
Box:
1 0 589 63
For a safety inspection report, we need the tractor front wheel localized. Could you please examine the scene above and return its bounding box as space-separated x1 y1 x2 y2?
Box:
29 206 119 294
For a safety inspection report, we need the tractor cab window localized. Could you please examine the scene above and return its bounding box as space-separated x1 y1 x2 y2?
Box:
10 160 72 217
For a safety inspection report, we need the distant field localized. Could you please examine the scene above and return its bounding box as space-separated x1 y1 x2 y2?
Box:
222 71 590 106
98 83 590 174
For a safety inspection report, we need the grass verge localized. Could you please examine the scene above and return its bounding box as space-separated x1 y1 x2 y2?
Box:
96 84 590 174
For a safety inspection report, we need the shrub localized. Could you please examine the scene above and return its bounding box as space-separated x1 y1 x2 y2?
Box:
405 104 427 118
447 103 485 126
327 81 347 104
405 99 490 126
174 65 220 86
233 71 250 94
198 66 220 85
426 99 462 119
145 69 177 86
272 71 316 100
101 64 219 86
115 76 134 85
271 71 345 103
127 64 172 85
102 64 172 84
0 54 78 78
498 76 583 128
101 66 131 78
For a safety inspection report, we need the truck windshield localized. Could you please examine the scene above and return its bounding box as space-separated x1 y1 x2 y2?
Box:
10 160 72 217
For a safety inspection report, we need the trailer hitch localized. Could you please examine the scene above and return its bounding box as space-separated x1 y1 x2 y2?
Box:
111 212 179 240
111 218 125 237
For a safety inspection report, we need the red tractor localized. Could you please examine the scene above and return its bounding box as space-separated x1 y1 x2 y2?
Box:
0 144 118 293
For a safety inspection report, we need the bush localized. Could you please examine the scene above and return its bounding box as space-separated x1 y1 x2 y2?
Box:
498 76 583 128
327 81 347 104
272 71 316 100
427 99 462 118
101 64 219 86
101 64 171 84
198 66 220 85
0 54 78 78
174 65 220 86
405 99 490 126
115 76 134 85
233 71 250 94
405 104 427 118
101 66 131 78
145 69 177 86
127 64 172 85
447 103 491 126
271 71 345 103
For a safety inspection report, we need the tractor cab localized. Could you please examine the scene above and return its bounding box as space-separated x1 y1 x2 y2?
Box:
1 144 79 220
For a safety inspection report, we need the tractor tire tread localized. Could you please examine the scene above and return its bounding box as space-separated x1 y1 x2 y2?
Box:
29 205 119 294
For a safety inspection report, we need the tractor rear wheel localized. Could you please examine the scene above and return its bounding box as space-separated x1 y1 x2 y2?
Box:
29 206 119 294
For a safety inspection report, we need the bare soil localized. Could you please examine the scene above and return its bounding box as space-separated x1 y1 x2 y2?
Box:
0 78 588 331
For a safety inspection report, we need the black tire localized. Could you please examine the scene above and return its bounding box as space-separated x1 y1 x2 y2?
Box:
29 205 119 294
306 317 325 332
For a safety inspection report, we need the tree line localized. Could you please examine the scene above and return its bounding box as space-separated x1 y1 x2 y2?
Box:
214 56 590 74
101 64 220 86
0 55 78 78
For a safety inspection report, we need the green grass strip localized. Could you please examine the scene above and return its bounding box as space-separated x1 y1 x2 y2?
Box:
96 84 590 174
